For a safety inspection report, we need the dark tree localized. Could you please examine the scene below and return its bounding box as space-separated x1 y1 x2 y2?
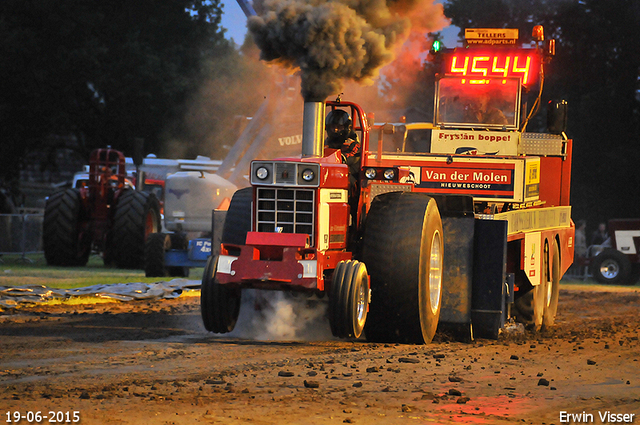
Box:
0 0 228 183
440 0 640 224
550 0 640 224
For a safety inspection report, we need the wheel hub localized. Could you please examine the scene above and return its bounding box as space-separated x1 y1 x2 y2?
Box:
429 231 443 314
355 280 367 329
600 260 620 279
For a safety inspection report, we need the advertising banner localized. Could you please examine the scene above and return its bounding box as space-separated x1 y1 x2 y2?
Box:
431 129 519 156
415 161 516 199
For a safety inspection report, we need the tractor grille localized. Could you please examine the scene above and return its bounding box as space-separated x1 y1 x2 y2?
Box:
256 187 315 244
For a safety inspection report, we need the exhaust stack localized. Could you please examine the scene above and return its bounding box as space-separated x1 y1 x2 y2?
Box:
301 101 326 158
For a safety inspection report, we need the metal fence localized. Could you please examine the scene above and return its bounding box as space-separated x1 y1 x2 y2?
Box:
0 209 44 262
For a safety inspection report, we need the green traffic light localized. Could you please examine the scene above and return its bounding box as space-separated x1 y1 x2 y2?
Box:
432 40 442 53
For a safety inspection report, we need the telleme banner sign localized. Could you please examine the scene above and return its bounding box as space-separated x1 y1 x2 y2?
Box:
465 28 519 45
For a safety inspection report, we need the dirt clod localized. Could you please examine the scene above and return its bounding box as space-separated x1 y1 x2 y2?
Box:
1 286 638 424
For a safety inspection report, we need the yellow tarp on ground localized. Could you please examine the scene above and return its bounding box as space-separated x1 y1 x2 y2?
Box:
0 279 200 308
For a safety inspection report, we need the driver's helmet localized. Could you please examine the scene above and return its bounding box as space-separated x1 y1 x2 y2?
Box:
325 109 352 139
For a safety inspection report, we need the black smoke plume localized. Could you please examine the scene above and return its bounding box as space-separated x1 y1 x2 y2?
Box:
248 0 448 101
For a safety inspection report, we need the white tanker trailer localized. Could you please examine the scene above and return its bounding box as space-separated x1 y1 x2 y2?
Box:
143 164 237 278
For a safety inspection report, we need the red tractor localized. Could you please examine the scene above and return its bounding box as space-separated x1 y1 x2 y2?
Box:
43 148 161 268
201 26 574 342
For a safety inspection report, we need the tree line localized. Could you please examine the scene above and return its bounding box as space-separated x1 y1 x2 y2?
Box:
1 0 638 226
0 0 269 187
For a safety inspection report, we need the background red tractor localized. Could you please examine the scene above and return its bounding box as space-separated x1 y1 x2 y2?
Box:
43 148 161 268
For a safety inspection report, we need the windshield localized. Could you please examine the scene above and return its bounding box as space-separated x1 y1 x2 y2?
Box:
435 77 520 129
370 128 434 154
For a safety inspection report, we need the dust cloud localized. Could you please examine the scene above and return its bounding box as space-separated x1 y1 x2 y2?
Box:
248 0 449 101
227 289 334 341
162 43 279 161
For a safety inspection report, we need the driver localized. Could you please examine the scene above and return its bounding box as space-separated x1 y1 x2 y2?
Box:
464 93 508 125
325 109 361 224
324 109 361 177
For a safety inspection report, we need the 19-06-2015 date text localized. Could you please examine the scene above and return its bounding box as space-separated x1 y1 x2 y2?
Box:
5 411 80 423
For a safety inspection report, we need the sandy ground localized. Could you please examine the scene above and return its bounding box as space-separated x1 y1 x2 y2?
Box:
1 283 639 425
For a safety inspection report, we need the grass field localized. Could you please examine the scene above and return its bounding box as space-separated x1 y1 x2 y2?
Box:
1 252 636 292
0 253 203 289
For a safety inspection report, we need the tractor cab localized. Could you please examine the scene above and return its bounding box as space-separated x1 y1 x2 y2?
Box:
430 26 559 133
87 148 129 198
323 100 369 154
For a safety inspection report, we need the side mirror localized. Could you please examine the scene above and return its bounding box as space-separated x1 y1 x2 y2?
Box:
547 100 568 135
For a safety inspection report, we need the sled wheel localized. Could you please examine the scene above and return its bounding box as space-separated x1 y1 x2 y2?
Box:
362 192 443 344
200 256 242 333
329 260 369 339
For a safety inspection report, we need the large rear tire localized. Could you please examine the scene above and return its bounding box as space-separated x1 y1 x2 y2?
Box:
43 188 90 266
329 260 369 339
200 256 242 333
111 190 161 269
590 248 632 285
362 192 444 344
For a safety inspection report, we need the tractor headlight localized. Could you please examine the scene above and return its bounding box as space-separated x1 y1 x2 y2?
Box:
383 169 395 180
365 168 377 179
256 166 269 180
301 168 315 182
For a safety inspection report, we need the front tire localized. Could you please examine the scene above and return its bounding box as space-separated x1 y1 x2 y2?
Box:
362 192 443 344
200 256 242 333
201 187 251 333
329 260 370 339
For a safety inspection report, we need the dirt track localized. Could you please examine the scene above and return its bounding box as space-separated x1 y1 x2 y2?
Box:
1 284 639 424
